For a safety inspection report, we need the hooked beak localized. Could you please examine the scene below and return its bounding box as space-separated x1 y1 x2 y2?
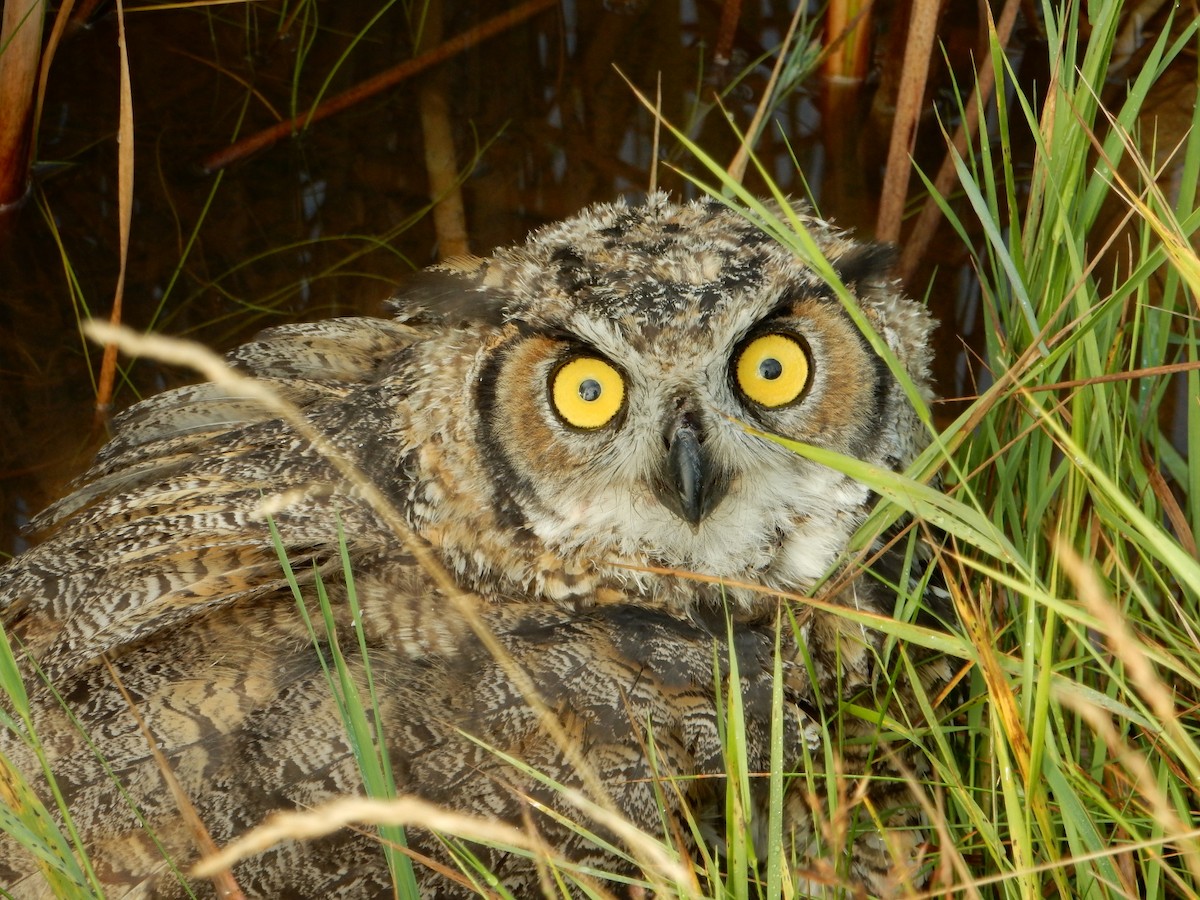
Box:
655 416 731 528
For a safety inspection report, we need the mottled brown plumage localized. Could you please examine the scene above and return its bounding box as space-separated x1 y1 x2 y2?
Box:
0 195 952 898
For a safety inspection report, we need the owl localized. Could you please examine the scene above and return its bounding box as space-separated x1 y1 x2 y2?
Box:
0 194 953 898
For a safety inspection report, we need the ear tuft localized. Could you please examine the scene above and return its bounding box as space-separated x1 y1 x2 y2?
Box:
831 242 897 289
388 265 508 326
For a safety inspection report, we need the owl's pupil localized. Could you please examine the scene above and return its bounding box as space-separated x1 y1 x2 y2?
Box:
579 379 602 401
759 358 783 380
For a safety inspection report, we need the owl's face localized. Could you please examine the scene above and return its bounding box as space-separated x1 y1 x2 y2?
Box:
402 196 934 610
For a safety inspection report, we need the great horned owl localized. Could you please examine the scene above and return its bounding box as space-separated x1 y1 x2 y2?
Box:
0 194 952 898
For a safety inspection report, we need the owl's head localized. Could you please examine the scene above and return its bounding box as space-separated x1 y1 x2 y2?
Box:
395 195 934 612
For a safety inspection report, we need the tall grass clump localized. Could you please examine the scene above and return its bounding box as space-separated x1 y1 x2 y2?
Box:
909 3 1200 896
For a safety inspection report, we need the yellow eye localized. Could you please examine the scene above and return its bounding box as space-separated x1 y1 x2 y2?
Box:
551 356 625 429
735 333 811 408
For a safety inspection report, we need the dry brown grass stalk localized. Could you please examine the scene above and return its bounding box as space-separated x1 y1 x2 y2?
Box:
192 796 536 878
199 0 558 174
896 0 1022 283
94 0 135 422
875 0 942 244
0 0 44 208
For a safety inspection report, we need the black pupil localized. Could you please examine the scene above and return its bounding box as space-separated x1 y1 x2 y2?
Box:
579 378 602 401
759 358 783 380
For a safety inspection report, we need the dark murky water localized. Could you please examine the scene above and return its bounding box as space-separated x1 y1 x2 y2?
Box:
0 1 990 557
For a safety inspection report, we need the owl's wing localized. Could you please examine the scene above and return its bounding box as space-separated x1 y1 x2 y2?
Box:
3 315 441 681
0 304 480 895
